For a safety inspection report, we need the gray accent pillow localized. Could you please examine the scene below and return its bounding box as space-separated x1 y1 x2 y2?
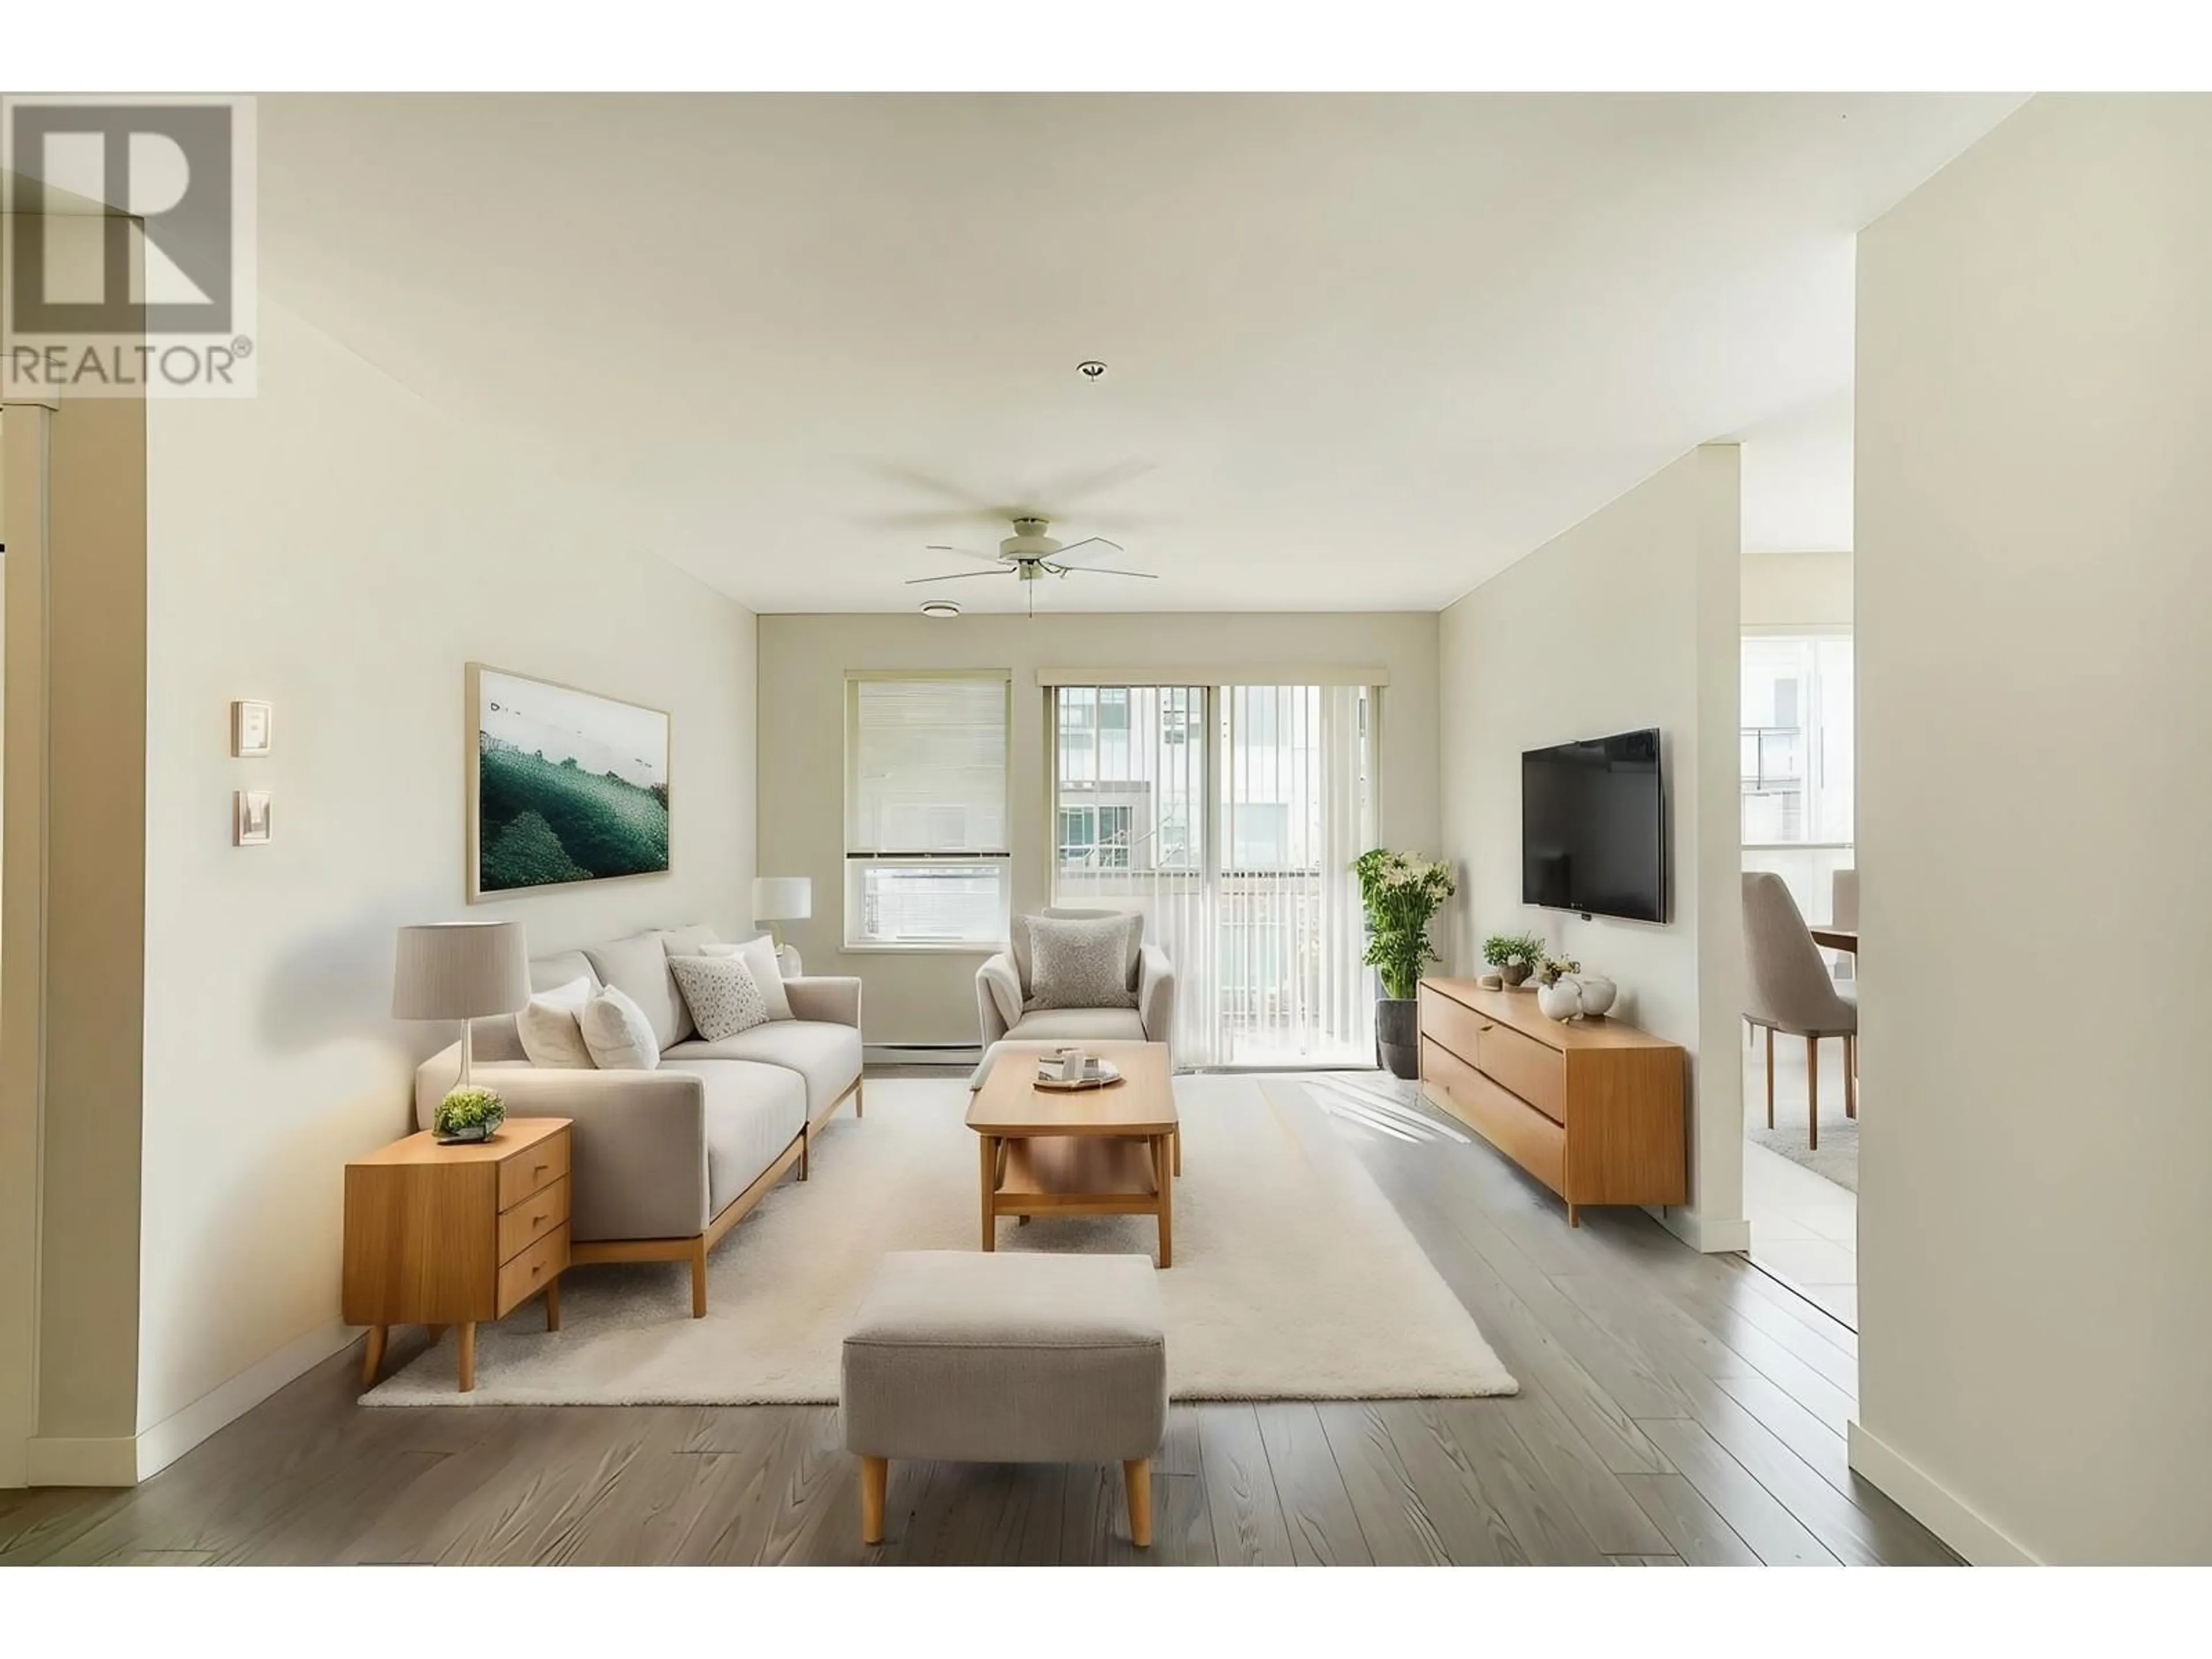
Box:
1027 913 1140 1011
669 953 771 1043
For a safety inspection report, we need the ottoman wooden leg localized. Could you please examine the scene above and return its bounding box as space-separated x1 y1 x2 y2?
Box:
861 1456 888 1545
1124 1459 1152 1548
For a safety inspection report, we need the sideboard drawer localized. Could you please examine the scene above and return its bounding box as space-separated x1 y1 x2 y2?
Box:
1475 1018 1566 1124
498 1175 569 1263
497 1221 570 1319
1421 1037 1566 1197
498 1129 570 1210
1418 983 1488 1070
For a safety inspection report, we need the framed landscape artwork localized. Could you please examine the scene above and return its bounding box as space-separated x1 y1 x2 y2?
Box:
467 664 672 901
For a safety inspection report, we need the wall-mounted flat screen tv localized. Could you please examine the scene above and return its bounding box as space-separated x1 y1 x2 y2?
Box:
1521 728 1666 923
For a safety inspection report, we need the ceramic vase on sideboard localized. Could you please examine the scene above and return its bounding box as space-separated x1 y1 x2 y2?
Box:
1536 980 1583 1022
1575 975 1617 1017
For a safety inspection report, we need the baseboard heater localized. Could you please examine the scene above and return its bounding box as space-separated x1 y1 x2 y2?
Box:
863 1043 982 1069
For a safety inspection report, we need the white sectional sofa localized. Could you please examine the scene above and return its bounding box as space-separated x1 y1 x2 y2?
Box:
413 924 862 1316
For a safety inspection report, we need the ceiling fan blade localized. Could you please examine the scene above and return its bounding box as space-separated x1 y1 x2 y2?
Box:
1047 536 1127 566
1059 565 1158 579
905 569 1010 585
925 546 1009 565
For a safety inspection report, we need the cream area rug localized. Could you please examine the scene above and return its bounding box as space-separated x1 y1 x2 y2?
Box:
363 1074 1516 1406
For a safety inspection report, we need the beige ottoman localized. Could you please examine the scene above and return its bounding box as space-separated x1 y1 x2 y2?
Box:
841 1250 1168 1547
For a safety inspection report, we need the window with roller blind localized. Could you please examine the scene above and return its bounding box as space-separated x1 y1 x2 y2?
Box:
844 672 1012 947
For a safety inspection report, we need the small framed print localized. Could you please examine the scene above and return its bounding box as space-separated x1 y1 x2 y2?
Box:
233 790 272 846
231 699 274 757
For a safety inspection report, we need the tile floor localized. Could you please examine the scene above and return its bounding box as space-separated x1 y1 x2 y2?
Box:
1741 1035 1858 1330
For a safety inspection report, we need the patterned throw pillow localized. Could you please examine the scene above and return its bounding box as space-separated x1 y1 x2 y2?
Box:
579 984 661 1070
1027 913 1138 1010
669 953 771 1042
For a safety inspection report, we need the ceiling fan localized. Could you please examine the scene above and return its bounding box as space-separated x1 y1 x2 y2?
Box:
907 516 1158 615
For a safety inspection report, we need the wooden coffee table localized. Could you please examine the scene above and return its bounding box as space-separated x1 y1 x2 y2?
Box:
966 1041 1179 1267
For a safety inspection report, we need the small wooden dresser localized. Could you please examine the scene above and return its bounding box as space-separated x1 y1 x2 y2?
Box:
343 1116 572 1392
1416 978 1685 1226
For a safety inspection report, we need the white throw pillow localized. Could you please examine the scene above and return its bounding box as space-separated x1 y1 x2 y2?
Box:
669 953 771 1043
702 934 793 1020
516 975 596 1069
579 983 661 1070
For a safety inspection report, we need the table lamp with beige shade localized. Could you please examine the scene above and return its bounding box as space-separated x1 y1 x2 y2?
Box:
392 922 531 1130
752 876 812 973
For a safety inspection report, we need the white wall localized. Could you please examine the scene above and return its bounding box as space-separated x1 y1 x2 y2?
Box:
1853 94 2212 1565
1438 445 1745 1249
1741 551 1851 629
134 299 758 1470
756 612 1439 1046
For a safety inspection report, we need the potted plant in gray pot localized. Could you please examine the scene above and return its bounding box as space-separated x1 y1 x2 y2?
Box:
1354 848 1457 1079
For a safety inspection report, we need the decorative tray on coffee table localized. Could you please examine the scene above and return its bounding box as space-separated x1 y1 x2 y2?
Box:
1033 1055 1124 1092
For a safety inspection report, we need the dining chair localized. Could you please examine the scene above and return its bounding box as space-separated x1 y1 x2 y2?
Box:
1830 867 1859 984
1743 871 1857 1150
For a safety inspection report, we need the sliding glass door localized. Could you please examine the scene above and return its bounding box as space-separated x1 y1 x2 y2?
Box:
1051 683 1377 1067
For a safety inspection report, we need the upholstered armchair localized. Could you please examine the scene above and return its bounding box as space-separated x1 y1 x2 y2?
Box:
976 906 1175 1059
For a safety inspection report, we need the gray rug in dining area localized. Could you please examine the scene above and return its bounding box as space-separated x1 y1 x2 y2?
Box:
1746 1113 1858 1192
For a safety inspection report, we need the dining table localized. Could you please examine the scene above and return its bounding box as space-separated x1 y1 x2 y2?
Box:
1809 926 1858 954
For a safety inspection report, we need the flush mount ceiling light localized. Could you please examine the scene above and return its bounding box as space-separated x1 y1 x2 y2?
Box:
918 598 963 618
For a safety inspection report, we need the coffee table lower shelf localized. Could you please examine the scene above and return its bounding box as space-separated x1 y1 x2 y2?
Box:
977 1132 1175 1267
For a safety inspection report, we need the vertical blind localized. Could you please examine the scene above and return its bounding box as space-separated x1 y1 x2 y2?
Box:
1052 683 1377 1066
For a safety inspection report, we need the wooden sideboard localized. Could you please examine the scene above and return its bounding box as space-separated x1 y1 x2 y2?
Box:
1416 977 1685 1226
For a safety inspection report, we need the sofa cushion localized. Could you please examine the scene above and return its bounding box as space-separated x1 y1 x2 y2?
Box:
660 923 719 959
669 953 770 1042
517 975 597 1069
531 949 602 995
1005 1007 1147 1044
659 1058 807 1217
663 1019 861 1120
1010 907 1141 997
581 984 661 1070
585 931 691 1048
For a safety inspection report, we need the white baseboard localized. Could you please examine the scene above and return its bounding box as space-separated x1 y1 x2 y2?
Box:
25 1435 139 1487
1847 1420 2038 1565
1649 1202 1751 1253
131 1320 358 1482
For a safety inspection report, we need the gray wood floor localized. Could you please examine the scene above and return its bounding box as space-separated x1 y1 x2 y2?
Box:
0 1071 1955 1567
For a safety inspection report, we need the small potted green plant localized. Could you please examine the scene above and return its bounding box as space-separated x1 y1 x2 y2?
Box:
1482 931 1546 988
433 1085 507 1145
